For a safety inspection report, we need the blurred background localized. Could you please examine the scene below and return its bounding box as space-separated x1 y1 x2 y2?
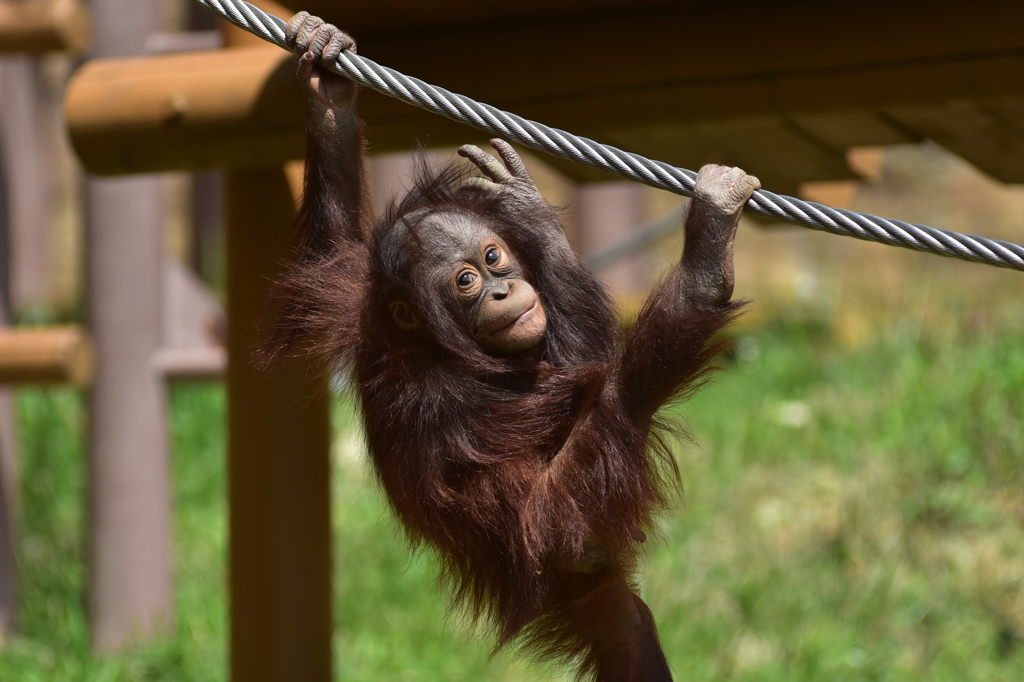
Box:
0 0 1022 680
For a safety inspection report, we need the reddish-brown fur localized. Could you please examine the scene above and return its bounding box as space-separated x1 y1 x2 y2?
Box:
268 153 742 680
267 21 748 677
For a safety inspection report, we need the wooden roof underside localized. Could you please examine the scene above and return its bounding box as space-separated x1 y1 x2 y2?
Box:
281 0 1024 192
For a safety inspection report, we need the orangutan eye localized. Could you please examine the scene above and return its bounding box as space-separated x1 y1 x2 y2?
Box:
485 247 501 266
457 270 477 289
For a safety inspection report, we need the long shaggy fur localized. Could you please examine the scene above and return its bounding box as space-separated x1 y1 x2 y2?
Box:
267 151 742 681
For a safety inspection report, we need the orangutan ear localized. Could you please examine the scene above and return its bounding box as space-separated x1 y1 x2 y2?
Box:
389 300 421 331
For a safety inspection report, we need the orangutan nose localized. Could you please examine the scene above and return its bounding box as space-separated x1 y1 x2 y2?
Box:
489 279 512 300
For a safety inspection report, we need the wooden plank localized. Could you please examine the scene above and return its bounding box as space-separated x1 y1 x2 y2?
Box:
346 0 1024 123
0 0 90 55
603 117 858 189
978 97 1024 135
886 101 1024 183
290 0 676 32
789 110 921 148
69 0 1024 184
354 50 1024 147
352 43 1024 181
533 118 854 196
603 124 734 170
152 347 226 380
701 118 857 183
291 0 1024 77
523 123 729 184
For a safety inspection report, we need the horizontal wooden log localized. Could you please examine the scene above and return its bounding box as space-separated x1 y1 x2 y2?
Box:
153 347 226 381
66 46 305 176
0 326 94 386
0 0 90 55
143 30 222 55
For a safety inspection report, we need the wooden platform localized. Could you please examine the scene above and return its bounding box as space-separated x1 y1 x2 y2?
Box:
295 0 1024 191
68 0 1024 194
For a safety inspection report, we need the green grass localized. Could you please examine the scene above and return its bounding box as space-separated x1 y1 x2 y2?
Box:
654 323 1024 681
1 322 1023 681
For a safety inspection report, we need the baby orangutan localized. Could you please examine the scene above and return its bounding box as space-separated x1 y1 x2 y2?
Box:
268 12 760 681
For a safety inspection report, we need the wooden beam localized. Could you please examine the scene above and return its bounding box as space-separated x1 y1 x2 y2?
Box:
286 0 676 33
887 101 1024 183
0 0 90 55
352 53 1024 162
701 118 859 186
0 329 227 384
0 326 93 385
789 111 921 149
219 0 292 49
347 0 1024 131
152 346 226 380
66 47 304 176
67 0 1024 181
598 117 861 195
981 97 1024 133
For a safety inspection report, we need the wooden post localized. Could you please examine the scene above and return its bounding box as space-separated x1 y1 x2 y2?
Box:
0 379 13 640
0 54 51 319
0 0 90 55
0 138 15 638
225 168 332 682
64 0 333 667
0 384 13 640
222 5 333 680
85 0 171 651
0 0 89 640
576 181 653 306
87 172 171 650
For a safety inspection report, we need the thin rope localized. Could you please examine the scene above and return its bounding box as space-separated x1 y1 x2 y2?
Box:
192 0 1024 272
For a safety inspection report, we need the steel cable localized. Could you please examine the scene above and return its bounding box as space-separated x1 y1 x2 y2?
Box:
192 0 1024 272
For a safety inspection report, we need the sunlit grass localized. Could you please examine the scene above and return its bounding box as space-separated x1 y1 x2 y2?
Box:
1 321 1022 680
654 324 1024 681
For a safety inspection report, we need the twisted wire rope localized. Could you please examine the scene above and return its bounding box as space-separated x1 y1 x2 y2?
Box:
193 0 1024 272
